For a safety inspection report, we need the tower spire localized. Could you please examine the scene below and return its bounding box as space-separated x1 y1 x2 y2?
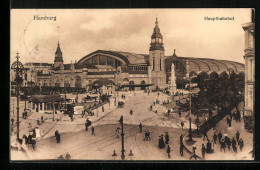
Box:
155 16 158 26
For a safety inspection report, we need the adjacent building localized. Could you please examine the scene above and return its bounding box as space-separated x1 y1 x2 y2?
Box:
242 9 255 118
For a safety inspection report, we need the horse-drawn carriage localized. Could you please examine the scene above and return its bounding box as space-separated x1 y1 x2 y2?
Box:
118 101 124 108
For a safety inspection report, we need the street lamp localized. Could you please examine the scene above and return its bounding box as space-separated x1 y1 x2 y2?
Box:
119 116 125 160
11 51 27 140
188 74 194 142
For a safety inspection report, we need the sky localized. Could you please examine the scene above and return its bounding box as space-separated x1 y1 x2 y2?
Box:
11 9 251 65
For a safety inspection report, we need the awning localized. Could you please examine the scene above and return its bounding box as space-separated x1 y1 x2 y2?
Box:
31 94 62 103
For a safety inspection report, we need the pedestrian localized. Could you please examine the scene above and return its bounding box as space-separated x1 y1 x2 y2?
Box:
91 126 95 135
167 109 170 116
102 105 104 112
226 116 229 126
180 143 184 156
232 137 237 152
218 131 222 143
239 138 244 151
144 130 148 141
155 109 157 114
233 145 237 153
130 109 133 115
181 122 184 130
179 110 181 118
85 121 88 131
150 105 153 110
147 130 151 141
139 123 143 132
228 118 232 127
32 129 36 138
115 126 120 138
11 117 14 126
189 145 197 160
201 144 206 159
220 139 225 152
65 152 71 160
213 131 217 144
227 137 231 151
167 145 171 158
165 132 169 144
203 128 208 141
180 134 183 145
55 130 60 143
41 115 44 123
236 130 240 142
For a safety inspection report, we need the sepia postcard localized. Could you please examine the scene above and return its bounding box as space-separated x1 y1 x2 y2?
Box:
10 9 255 161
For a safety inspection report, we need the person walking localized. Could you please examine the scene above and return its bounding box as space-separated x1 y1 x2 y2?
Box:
180 134 183 145
236 130 240 142
179 110 181 118
226 116 229 126
102 105 104 112
55 130 61 143
91 126 95 135
181 122 184 130
227 137 231 151
239 138 244 151
11 117 14 126
201 144 206 159
155 109 157 114
180 143 184 156
41 115 44 123
213 131 217 144
220 139 226 152
232 137 237 152
218 131 222 143
167 145 171 158
165 132 169 144
139 123 143 132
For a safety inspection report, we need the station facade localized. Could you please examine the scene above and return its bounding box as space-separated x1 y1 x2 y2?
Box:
21 18 245 91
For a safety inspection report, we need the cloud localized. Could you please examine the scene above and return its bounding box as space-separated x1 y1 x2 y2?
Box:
11 9 251 65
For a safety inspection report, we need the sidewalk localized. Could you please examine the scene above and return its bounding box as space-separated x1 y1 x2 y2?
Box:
10 91 133 145
183 102 253 160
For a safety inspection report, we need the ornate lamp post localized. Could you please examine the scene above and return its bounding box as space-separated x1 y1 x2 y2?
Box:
11 51 27 140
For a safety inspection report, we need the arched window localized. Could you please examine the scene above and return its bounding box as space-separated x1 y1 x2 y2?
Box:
141 80 146 84
64 77 70 87
75 76 82 88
